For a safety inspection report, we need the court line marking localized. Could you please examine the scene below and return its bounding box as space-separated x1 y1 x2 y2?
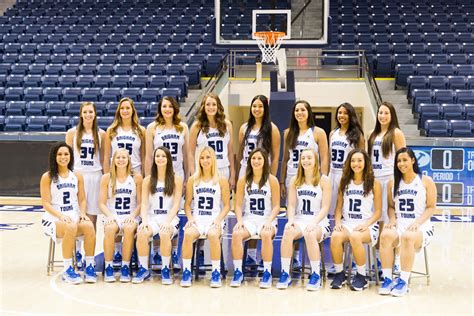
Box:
49 270 400 315
49 273 180 316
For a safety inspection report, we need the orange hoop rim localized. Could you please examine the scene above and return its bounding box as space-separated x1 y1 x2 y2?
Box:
253 31 286 45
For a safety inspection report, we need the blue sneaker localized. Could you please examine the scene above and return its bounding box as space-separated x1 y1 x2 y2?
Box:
104 264 115 282
306 272 321 291
84 264 97 283
276 271 292 289
351 273 368 291
180 268 192 287
120 265 131 282
153 252 162 266
113 252 122 267
391 278 409 297
210 269 222 288
161 267 172 285
62 266 82 284
172 252 181 270
378 277 394 295
75 251 84 269
230 269 243 287
259 269 272 289
132 266 151 283
330 271 346 289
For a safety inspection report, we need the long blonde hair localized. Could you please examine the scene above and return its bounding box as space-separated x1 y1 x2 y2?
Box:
109 148 132 198
75 102 100 153
294 148 321 187
193 146 220 185
108 97 145 144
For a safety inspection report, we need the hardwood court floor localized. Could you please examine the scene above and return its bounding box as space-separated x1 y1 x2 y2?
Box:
0 203 472 315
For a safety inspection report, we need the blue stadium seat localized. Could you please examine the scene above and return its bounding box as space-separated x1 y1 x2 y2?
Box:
25 101 46 115
94 75 112 88
6 75 24 88
79 64 97 76
467 76 474 89
424 119 449 137
130 75 149 88
101 54 118 65
48 116 71 131
57 75 76 88
43 87 63 102
426 43 445 54
456 65 474 76
97 116 114 129
121 88 141 101
434 89 455 104
5 87 24 101
168 76 188 98
436 64 456 76
4 115 27 131
456 90 474 104
50 54 68 65
450 120 472 137
97 64 115 76
45 64 63 76
134 102 148 117
118 53 136 64
205 54 224 76
140 88 161 102
427 76 448 90
412 90 433 112
45 101 67 116
135 54 154 64
113 64 131 76
82 88 102 101
149 64 167 76
23 87 43 101
442 104 464 121
448 76 467 90
5 101 27 115
130 64 148 76
416 64 436 76
76 75 95 88
94 102 107 116
407 76 427 99
65 101 82 116
412 54 431 64
160 88 181 101
395 64 415 88
111 75 130 88
62 87 82 102
26 115 49 131
23 75 42 88
11 63 30 76
100 88 122 102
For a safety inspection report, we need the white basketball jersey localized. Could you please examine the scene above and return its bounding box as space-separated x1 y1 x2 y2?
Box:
50 171 79 214
111 127 142 170
243 180 272 218
153 125 185 173
107 175 137 217
72 128 102 173
342 180 374 223
196 127 230 169
394 175 427 226
372 135 395 178
148 181 174 220
240 124 259 169
193 179 221 221
330 128 353 174
287 128 319 176
294 180 323 219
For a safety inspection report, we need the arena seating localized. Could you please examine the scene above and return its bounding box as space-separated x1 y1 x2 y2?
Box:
0 0 229 131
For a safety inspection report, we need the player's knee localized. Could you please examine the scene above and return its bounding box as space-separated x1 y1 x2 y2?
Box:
65 222 78 234
349 231 363 244
401 232 415 244
159 230 171 240
303 230 316 240
260 230 272 240
207 229 220 241
330 231 344 244
380 230 395 245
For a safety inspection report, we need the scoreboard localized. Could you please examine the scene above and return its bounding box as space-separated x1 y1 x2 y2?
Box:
412 146 474 207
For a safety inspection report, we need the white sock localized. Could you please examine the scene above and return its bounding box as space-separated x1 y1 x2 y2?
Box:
394 254 401 267
293 249 300 261
75 240 82 254
114 242 122 255
310 260 320 274
281 257 291 273
233 259 242 272
382 268 392 280
263 261 272 273
182 259 191 271
334 263 344 273
105 261 113 268
356 264 366 276
247 248 257 261
400 270 410 283
138 256 149 270
162 256 171 269
122 260 130 267
85 256 95 267
211 260 220 272
63 259 73 272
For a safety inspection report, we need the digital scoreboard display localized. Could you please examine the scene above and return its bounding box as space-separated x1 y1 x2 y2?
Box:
412 147 474 206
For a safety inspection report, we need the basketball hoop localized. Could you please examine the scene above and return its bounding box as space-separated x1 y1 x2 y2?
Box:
254 31 286 64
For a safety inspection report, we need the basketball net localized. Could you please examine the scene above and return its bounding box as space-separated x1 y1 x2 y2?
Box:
254 31 285 64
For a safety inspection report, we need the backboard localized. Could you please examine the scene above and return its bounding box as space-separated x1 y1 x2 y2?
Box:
214 0 330 47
